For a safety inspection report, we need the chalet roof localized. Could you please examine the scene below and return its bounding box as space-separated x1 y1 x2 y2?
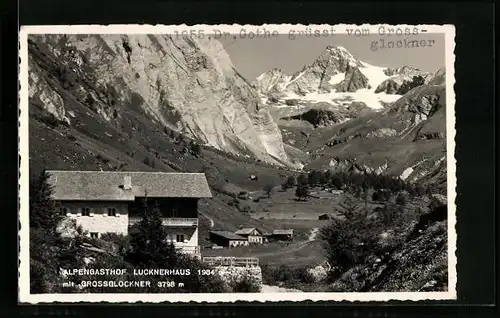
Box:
210 231 247 241
235 228 262 236
272 229 294 235
46 170 212 201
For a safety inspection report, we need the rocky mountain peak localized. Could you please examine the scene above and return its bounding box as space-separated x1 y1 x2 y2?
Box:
428 67 446 85
312 45 363 73
384 65 422 77
335 66 371 92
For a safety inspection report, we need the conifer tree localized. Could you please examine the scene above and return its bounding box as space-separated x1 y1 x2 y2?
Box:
29 170 61 235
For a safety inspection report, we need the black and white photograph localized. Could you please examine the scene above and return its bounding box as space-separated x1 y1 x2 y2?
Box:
18 24 456 303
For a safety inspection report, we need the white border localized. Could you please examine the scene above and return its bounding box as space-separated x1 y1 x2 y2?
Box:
18 24 456 303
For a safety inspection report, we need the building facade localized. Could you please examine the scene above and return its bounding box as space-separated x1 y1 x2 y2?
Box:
268 229 294 241
48 170 212 258
209 231 249 247
234 228 264 244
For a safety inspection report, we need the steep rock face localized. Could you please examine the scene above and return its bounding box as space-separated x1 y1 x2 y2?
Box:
253 46 364 97
389 84 445 125
286 46 365 95
28 56 69 124
253 68 290 96
375 67 432 94
428 68 446 85
28 34 291 166
283 109 341 128
335 66 371 92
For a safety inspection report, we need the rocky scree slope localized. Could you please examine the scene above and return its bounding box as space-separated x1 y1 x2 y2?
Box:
331 203 448 292
28 34 292 167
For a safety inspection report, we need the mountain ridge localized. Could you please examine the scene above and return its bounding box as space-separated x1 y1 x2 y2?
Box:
28 34 297 168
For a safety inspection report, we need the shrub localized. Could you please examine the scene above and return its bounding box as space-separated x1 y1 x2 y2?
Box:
263 184 274 198
396 193 408 205
307 170 322 186
261 265 314 286
239 204 251 213
189 140 201 157
320 197 378 277
286 175 296 187
281 182 289 192
297 174 308 185
227 272 261 292
321 170 333 185
99 233 132 256
415 184 426 196
372 190 391 202
295 183 310 201
38 112 61 128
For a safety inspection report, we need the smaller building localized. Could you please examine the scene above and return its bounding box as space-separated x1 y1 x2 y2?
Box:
318 213 332 220
235 227 264 244
209 231 249 248
268 229 294 241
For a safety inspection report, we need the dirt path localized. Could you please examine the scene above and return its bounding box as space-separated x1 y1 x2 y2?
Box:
261 284 302 293
308 228 319 241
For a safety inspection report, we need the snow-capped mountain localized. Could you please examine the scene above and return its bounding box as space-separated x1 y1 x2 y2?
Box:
253 45 447 191
253 46 433 114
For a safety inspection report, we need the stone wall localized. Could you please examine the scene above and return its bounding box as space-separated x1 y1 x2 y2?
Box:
215 266 263 288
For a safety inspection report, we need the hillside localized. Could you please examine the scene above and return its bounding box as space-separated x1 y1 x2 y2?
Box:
28 34 297 167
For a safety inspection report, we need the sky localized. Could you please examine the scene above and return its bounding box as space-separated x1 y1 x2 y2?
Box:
218 34 445 82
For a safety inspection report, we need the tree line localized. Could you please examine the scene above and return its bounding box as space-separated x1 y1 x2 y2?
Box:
277 169 434 201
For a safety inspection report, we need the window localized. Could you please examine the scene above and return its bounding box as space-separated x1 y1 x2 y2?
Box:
59 207 68 216
81 208 91 216
108 208 117 216
90 232 99 239
176 234 185 243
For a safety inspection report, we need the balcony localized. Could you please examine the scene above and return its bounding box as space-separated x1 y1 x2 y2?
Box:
162 218 199 227
129 217 198 227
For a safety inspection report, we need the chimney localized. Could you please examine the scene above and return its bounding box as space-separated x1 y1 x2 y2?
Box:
123 175 132 190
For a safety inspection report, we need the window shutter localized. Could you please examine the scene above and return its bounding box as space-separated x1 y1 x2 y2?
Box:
89 208 94 217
